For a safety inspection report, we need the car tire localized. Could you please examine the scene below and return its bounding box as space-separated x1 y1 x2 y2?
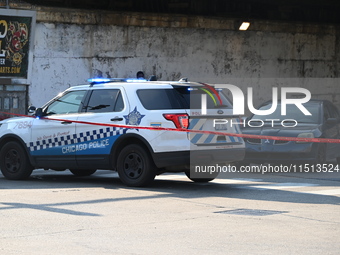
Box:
0 141 33 180
116 144 156 187
69 169 97 176
185 170 219 183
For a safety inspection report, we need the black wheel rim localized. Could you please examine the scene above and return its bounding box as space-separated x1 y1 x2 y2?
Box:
123 152 143 179
4 149 21 173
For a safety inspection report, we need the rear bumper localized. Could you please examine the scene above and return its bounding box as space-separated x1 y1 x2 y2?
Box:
153 151 190 168
153 148 245 168
191 148 245 164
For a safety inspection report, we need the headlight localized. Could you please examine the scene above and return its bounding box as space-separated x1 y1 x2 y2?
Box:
296 132 314 143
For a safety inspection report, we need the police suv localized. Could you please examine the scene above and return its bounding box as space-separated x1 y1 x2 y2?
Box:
0 78 245 186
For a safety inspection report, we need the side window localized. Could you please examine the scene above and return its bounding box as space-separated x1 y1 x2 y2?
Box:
85 89 124 113
45 90 87 115
137 89 184 110
137 88 231 110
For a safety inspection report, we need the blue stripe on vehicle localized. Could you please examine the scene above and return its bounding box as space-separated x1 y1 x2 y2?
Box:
189 118 200 129
204 134 215 144
191 133 203 144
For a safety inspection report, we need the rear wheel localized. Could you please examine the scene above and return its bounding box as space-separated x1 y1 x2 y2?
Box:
116 144 156 187
0 141 33 180
69 169 97 176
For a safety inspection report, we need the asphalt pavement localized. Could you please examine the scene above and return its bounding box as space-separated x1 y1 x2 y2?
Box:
1 169 339 254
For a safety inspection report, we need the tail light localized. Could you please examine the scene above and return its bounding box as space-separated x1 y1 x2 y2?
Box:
163 114 189 129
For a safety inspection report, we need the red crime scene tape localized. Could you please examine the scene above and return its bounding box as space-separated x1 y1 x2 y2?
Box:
1 111 340 144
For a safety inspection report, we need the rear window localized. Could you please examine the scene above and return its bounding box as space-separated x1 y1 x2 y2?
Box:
137 87 232 110
137 89 184 110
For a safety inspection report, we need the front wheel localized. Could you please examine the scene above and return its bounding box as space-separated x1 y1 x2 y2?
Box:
116 144 156 187
0 141 33 180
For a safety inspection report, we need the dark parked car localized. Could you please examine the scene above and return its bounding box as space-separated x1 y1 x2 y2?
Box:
241 99 340 164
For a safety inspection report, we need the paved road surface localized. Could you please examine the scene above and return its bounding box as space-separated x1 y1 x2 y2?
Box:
1 169 339 254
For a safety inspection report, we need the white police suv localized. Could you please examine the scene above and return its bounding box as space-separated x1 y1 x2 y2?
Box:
0 78 245 186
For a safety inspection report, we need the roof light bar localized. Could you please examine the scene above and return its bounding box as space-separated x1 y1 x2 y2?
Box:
88 77 130 86
87 77 148 85
126 78 147 82
87 78 112 83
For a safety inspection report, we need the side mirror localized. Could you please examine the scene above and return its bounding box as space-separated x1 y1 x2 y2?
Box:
34 108 44 118
28 106 36 114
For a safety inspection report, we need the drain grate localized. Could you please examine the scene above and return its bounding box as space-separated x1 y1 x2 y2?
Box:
215 208 288 216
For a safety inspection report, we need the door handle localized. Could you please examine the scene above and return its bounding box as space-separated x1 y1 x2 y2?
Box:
111 117 123 121
61 121 73 125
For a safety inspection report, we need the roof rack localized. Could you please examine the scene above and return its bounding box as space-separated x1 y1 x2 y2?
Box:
170 78 208 87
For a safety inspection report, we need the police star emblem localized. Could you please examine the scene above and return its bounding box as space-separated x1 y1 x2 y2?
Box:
124 107 145 130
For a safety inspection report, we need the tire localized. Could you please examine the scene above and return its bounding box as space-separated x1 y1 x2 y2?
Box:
185 170 219 183
69 169 97 176
116 144 156 187
0 141 33 180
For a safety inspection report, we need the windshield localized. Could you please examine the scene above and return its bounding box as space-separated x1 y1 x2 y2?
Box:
250 102 320 124
44 90 87 115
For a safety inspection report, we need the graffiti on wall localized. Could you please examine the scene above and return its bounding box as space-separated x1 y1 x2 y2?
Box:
0 15 32 78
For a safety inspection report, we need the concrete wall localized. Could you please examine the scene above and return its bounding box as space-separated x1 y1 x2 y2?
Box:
29 8 340 112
